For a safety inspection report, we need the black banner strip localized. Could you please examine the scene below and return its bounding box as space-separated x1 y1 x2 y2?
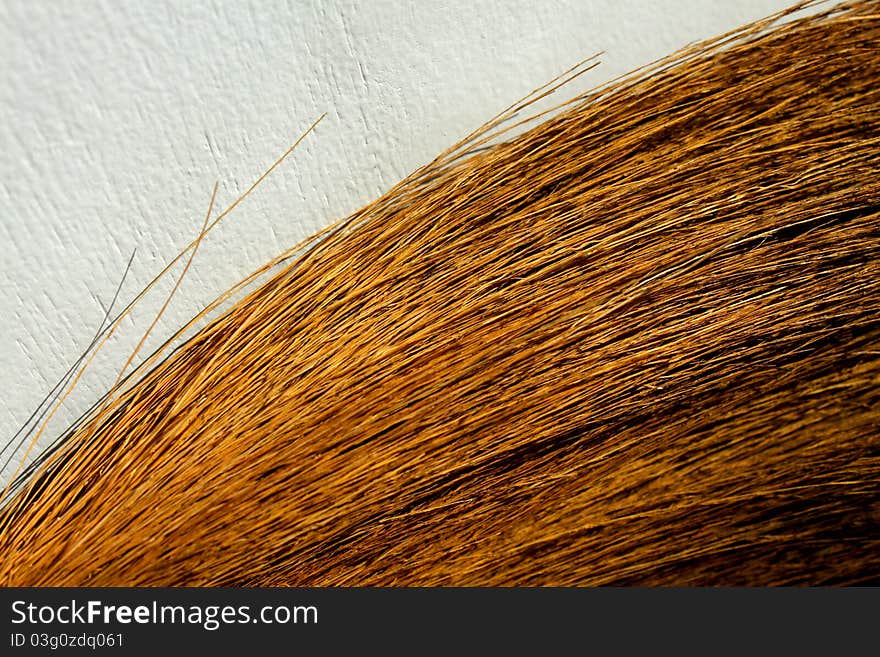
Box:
1 587 876 653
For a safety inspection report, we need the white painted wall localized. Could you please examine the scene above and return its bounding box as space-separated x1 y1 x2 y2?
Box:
0 0 792 483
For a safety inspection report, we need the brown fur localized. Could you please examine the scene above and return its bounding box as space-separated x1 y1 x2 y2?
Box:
1 0 878 585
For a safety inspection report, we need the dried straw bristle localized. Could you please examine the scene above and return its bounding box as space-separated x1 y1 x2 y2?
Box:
1 0 878 585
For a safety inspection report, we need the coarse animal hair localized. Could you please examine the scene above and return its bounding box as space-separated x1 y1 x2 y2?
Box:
1 0 878 586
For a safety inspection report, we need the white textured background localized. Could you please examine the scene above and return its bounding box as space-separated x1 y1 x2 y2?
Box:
0 0 791 484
